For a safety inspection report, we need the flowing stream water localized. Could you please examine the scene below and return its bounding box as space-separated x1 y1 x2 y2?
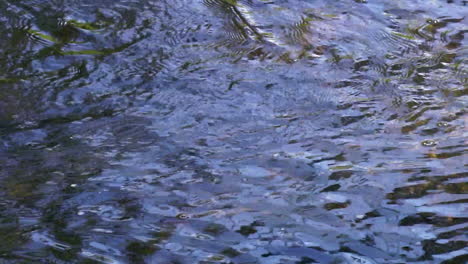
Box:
0 0 467 263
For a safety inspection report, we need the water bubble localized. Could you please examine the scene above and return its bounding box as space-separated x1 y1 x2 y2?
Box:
437 122 449 127
176 213 190 220
421 140 437 147
92 228 114 234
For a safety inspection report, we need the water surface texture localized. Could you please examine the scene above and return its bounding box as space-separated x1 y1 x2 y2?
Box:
0 0 467 263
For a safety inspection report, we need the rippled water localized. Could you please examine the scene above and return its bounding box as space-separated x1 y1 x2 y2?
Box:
0 0 467 263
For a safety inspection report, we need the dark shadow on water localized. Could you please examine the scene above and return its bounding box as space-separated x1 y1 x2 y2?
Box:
0 0 466 263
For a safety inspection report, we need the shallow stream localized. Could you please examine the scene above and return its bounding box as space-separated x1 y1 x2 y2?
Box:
0 0 467 263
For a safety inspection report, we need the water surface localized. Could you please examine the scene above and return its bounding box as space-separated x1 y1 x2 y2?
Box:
0 0 467 263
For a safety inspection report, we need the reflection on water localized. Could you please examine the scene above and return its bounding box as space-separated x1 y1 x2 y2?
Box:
0 0 466 263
